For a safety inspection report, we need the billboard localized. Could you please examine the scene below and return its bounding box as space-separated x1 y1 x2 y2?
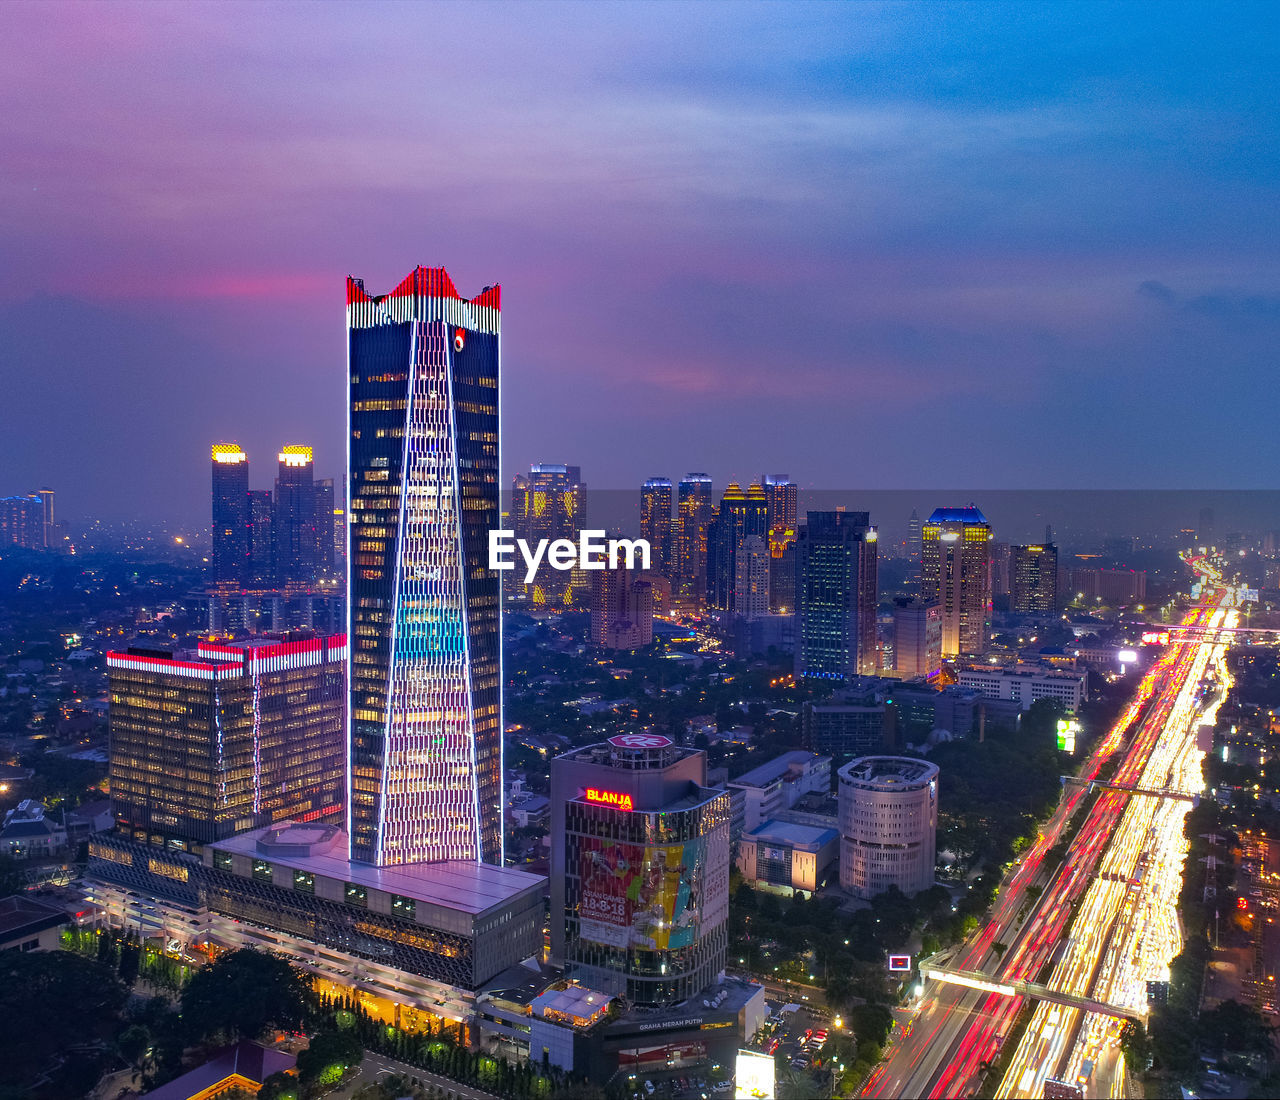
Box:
578 834 708 951
736 1049 775 1099
1057 717 1080 754
888 954 912 972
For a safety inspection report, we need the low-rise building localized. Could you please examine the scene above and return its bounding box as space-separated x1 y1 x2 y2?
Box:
2 800 67 860
955 664 1088 712
0 895 68 952
727 751 832 841
735 819 840 895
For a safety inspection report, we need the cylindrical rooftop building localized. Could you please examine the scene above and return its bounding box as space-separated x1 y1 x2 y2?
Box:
838 756 938 899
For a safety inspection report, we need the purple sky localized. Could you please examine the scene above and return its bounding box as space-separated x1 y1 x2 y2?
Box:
2 2 1278 527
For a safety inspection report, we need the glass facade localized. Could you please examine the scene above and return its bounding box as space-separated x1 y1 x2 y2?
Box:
562 791 731 1006
347 268 503 866
211 444 249 587
796 511 879 679
107 638 346 848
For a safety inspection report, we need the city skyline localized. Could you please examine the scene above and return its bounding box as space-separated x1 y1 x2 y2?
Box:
3 3 1280 526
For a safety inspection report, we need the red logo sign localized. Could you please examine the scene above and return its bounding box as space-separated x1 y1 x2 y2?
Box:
585 788 634 812
453 329 466 353
608 733 674 750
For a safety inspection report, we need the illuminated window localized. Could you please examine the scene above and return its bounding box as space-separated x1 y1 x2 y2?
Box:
345 883 367 908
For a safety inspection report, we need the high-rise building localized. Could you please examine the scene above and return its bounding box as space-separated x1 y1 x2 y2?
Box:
1198 507 1215 547
314 477 335 580
675 474 714 606
550 736 730 1006
1011 543 1059 614
512 464 585 607
838 756 938 899
763 475 797 613
247 489 274 588
640 477 674 578
274 445 317 588
893 597 942 679
590 563 654 649
36 488 54 548
706 482 769 614
211 443 250 586
795 511 879 680
906 508 921 578
347 266 503 867
735 534 771 622
0 494 45 550
106 634 347 849
921 506 993 657
990 541 1012 598
333 473 347 575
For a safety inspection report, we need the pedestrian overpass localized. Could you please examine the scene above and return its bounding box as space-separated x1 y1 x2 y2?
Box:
918 959 1145 1022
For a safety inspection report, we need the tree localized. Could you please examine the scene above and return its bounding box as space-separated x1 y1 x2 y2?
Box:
0 950 127 1093
297 1027 364 1083
1199 998 1275 1057
849 1003 893 1047
1118 1020 1150 1071
180 948 313 1043
117 1022 151 1068
258 1070 300 1100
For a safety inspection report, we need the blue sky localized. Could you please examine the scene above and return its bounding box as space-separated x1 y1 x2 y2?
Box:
1 1 1277 524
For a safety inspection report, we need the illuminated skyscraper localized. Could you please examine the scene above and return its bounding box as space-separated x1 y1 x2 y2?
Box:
796 511 879 679
347 267 502 867
763 474 797 613
0 494 44 549
314 478 336 580
706 482 768 614
640 477 674 578
921 506 992 657
36 488 54 547
1011 543 1059 614
211 443 250 587
274 445 317 588
735 534 771 622
906 508 922 585
675 473 713 605
590 563 654 650
511 463 584 606
247 489 274 588
106 634 347 848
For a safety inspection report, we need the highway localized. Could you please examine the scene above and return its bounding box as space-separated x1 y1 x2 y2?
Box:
863 559 1228 1100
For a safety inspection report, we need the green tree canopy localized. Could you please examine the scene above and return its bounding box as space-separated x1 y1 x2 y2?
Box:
180 948 313 1044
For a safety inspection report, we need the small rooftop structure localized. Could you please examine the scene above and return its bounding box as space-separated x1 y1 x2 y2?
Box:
744 819 839 852
531 982 615 1028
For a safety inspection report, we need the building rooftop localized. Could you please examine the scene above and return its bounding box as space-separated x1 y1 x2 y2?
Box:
531 982 615 1027
926 506 989 525
838 755 939 790
142 1041 295 1100
0 894 68 940
731 750 829 790
746 819 839 851
212 823 546 917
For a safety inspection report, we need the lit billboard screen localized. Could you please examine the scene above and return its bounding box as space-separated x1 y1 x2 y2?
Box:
578 834 709 951
736 1049 775 1099
888 954 912 972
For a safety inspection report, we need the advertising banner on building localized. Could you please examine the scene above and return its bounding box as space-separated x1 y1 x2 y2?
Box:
578 834 707 950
